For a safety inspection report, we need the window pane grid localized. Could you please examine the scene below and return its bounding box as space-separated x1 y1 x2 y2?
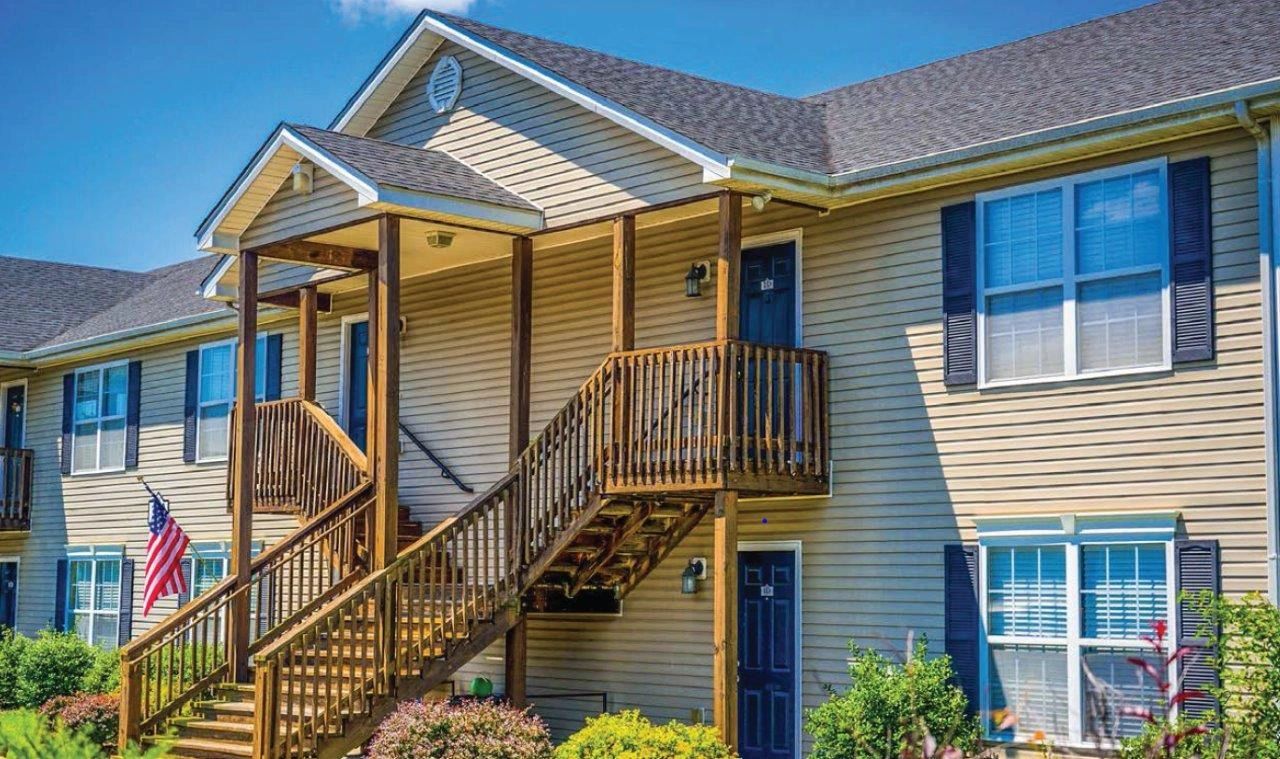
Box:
984 541 1171 746
197 337 267 462
71 365 128 473
980 161 1168 384
65 553 121 650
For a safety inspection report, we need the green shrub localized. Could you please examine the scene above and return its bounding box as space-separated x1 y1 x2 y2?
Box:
0 708 164 758
15 630 98 708
368 698 552 759
80 646 121 694
0 627 30 708
1197 591 1280 759
554 710 735 759
805 640 981 759
41 692 120 749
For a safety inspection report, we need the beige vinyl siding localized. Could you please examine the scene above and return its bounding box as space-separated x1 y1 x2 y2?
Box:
0 335 300 638
330 129 1262 738
241 167 372 252
367 41 712 226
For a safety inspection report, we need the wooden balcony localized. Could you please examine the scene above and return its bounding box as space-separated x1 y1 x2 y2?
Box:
606 340 829 498
0 447 33 531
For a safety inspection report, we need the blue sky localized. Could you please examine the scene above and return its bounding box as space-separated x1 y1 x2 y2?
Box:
0 0 1149 272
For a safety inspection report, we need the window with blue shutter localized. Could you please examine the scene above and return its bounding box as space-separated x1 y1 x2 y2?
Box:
941 203 978 385
124 360 142 469
1174 540 1220 723
1168 157 1214 362
944 544 980 711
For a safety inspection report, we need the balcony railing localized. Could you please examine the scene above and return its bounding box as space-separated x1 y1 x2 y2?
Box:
0 448 33 531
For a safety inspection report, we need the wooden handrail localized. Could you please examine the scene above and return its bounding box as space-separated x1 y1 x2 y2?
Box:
120 410 375 752
248 339 830 758
229 399 369 519
0 447 33 530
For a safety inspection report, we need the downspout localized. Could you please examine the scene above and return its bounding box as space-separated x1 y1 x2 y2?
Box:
1235 101 1279 604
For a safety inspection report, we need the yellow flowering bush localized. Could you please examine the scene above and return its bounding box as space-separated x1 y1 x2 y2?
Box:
554 710 735 759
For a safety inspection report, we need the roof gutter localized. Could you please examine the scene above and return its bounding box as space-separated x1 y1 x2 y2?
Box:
723 78 1280 204
1237 101 1279 605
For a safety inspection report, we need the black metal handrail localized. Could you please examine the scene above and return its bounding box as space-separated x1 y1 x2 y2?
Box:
398 422 473 493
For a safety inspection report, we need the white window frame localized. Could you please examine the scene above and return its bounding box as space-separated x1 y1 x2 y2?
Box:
65 545 123 648
195 334 270 463
975 515 1178 748
189 541 230 598
976 158 1172 388
69 360 130 475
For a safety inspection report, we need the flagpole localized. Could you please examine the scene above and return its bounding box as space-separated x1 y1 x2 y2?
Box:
136 474 161 501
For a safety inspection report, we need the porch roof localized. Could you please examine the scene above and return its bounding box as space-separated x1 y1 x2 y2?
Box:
197 123 544 253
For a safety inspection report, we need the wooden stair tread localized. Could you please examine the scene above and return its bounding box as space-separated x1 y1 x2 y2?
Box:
149 736 254 758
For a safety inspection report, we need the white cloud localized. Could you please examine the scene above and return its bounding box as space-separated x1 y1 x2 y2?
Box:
332 0 479 22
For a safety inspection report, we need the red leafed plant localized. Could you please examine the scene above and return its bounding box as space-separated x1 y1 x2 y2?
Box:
1090 620 1223 759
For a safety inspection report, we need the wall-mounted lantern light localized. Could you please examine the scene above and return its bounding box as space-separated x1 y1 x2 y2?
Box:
751 190 773 212
682 557 707 594
684 262 710 298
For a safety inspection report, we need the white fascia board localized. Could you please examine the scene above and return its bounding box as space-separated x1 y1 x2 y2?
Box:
365 185 545 231
197 125 381 253
392 14 732 180
200 255 236 300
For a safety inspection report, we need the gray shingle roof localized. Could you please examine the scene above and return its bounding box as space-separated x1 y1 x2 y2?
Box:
807 0 1280 174
429 0 1280 175
44 258 225 348
291 125 540 211
431 12 830 173
0 256 151 352
0 256 225 353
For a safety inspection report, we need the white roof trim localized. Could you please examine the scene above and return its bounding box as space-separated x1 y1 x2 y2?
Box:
200 255 236 300
974 510 1180 542
330 13 732 180
198 124 543 254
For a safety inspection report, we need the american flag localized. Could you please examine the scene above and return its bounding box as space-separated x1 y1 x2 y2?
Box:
142 490 190 615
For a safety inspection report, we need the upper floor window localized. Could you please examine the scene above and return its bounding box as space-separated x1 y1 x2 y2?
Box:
977 159 1170 385
71 362 128 474
196 336 268 462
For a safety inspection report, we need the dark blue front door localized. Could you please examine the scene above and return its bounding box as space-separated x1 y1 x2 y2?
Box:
0 562 15 630
739 242 797 348
346 322 369 451
3 385 23 448
739 549 797 759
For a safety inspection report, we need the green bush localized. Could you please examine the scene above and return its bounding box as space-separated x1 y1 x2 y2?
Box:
14 630 99 708
1197 591 1280 759
0 708 164 759
554 710 735 759
0 627 30 708
80 646 121 694
805 640 981 759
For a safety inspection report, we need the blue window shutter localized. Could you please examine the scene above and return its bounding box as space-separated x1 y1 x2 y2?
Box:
265 333 284 401
183 350 199 463
942 202 978 385
53 559 69 632
944 543 981 712
117 559 135 647
61 374 75 475
177 559 192 606
1175 539 1220 723
125 361 142 469
1169 157 1214 363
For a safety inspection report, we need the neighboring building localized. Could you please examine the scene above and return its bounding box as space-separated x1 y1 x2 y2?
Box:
1 1 1278 757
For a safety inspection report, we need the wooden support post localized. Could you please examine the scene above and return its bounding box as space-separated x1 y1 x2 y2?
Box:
713 195 742 749
372 216 400 570
505 236 533 707
364 269 379 552
298 285 318 402
712 490 739 750
229 251 258 683
612 215 636 352
716 193 742 341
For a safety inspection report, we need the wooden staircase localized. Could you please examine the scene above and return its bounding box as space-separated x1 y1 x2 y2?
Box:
120 340 828 759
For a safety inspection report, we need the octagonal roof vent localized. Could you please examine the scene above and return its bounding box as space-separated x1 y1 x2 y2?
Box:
428 56 463 114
